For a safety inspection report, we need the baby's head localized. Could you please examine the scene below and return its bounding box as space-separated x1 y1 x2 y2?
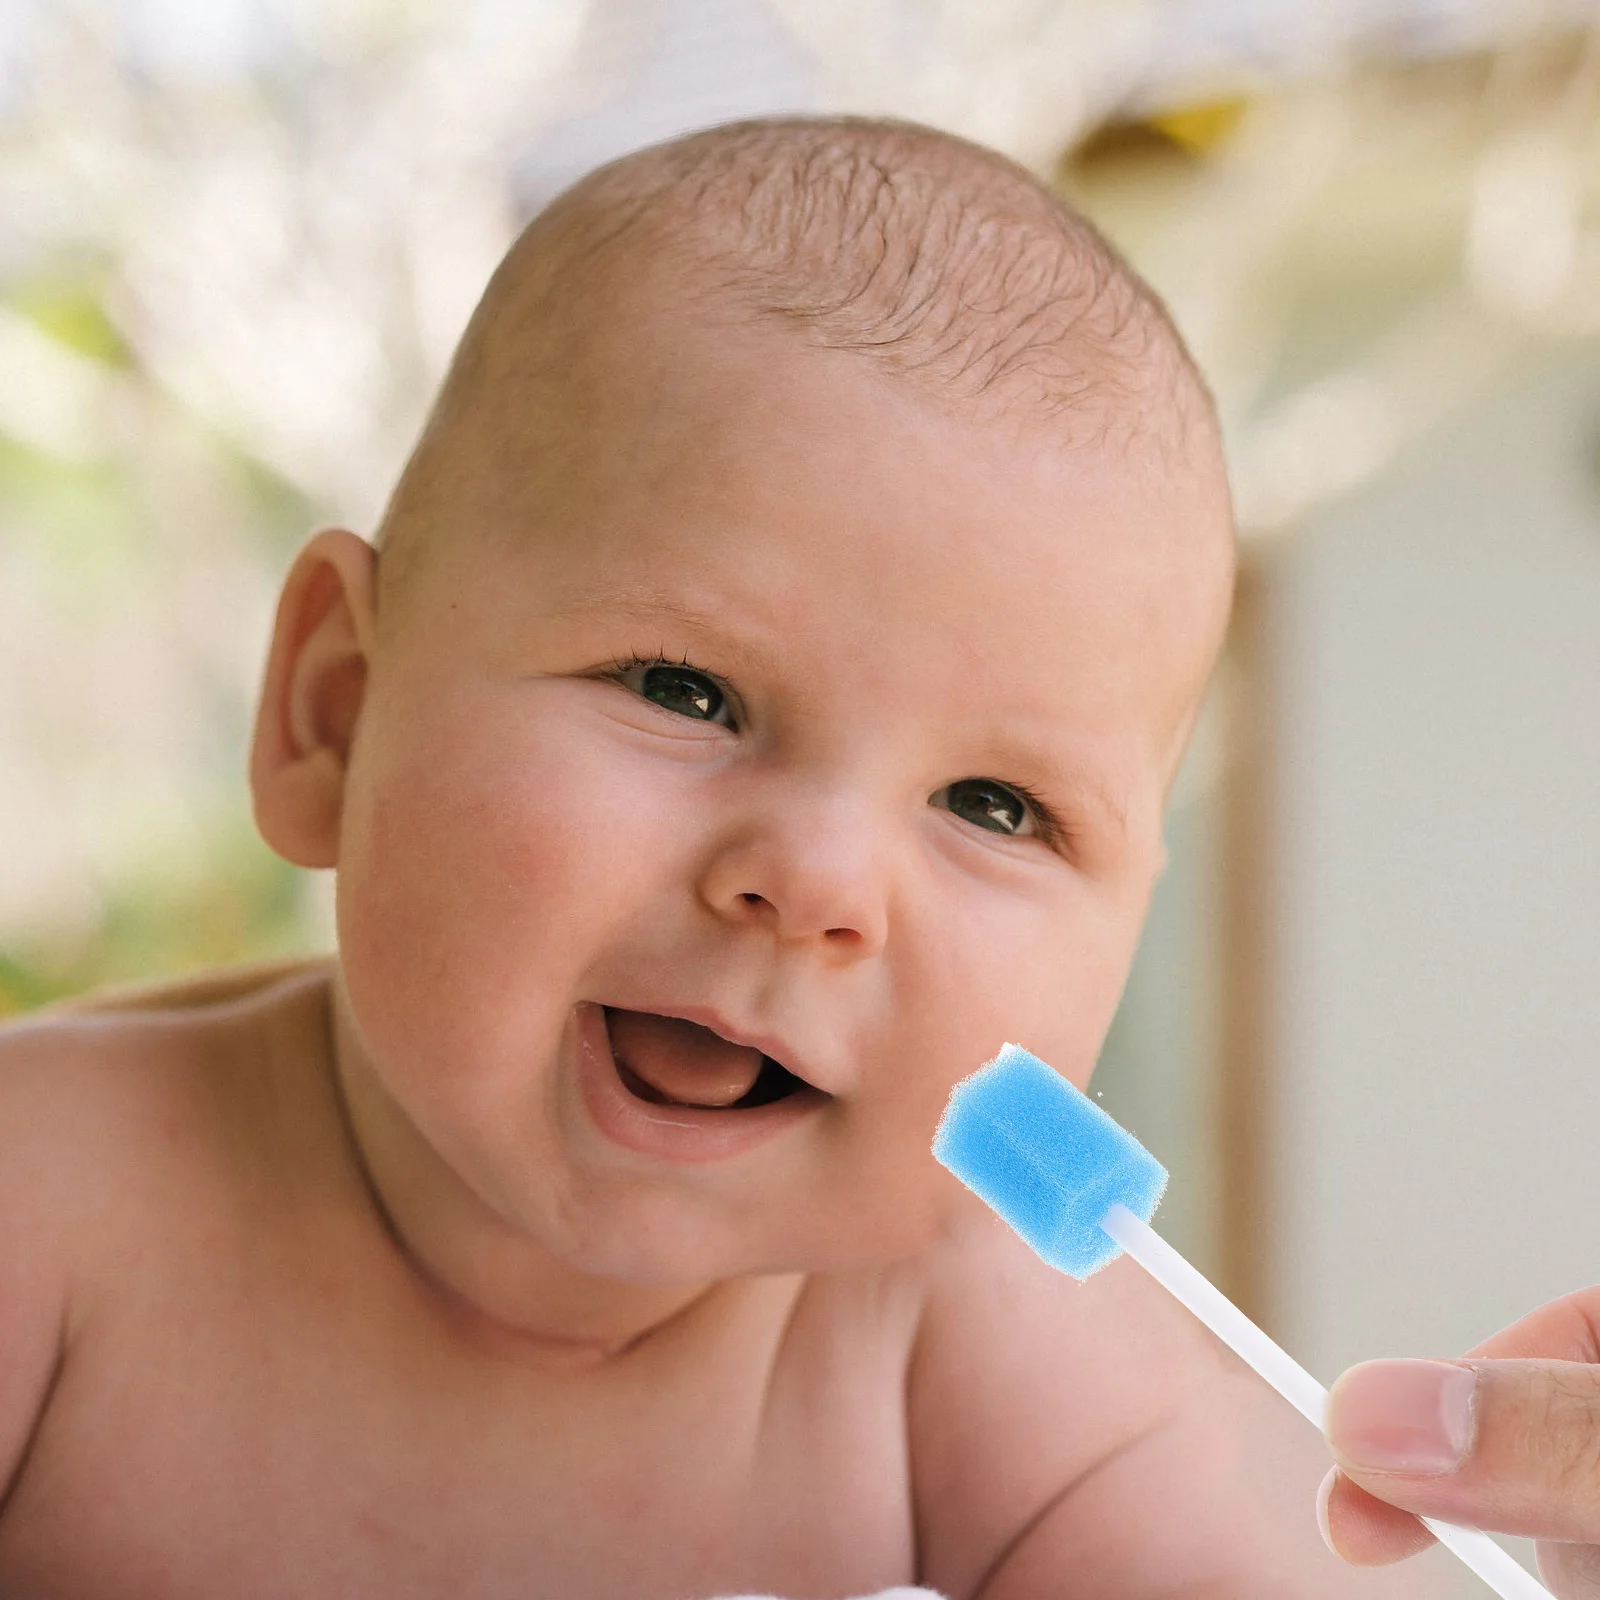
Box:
250 117 1234 1298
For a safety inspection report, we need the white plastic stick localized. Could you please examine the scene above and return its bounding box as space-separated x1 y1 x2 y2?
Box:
1100 1204 1553 1600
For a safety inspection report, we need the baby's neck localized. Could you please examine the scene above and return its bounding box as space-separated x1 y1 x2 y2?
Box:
323 980 718 1365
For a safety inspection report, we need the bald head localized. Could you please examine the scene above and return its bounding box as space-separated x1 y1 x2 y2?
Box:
376 116 1225 595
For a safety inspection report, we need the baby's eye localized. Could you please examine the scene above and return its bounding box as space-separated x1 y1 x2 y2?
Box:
932 777 1037 837
616 661 735 727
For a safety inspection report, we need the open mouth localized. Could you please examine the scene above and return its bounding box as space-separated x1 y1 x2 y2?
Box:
604 1007 813 1110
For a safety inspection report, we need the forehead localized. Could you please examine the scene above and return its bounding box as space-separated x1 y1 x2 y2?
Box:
445 313 1229 756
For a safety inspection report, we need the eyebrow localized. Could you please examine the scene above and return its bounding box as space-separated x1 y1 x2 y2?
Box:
544 587 729 634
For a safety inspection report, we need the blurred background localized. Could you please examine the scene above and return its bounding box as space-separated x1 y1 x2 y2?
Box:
3 1 1597 1589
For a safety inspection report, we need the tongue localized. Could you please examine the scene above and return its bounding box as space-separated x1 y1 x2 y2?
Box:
606 1010 765 1108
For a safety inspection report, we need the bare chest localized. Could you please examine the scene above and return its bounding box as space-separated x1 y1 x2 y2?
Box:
0 1263 919 1599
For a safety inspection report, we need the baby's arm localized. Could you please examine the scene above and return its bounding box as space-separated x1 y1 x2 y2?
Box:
909 1218 1434 1599
0 1021 74 1510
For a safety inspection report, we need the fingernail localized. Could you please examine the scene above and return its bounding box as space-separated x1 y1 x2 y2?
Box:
1327 1359 1477 1475
1314 1466 1338 1554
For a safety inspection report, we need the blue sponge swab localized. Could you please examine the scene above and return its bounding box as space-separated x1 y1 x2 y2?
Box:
933 1042 1167 1278
934 1044 1552 1600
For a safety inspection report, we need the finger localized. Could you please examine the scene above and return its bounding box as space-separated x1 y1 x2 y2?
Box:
1317 1467 1436 1566
1467 1287 1600 1364
1537 1540 1600 1598
1326 1357 1600 1541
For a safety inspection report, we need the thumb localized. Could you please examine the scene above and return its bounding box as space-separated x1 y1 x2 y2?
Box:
1326 1356 1600 1542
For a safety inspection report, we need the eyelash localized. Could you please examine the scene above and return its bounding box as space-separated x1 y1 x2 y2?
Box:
1002 781 1068 851
610 651 696 675
607 652 1070 852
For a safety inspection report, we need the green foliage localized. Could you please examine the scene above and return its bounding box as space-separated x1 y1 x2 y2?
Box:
0 828 323 1018
0 265 333 1017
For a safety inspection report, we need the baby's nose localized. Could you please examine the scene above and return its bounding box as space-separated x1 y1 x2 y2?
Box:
696 803 889 960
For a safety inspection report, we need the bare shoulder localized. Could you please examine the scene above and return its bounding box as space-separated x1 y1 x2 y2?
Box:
0 962 335 1504
0 958 334 1195
0 992 199 1282
906 1210 1228 1594
907 1216 1427 1599
0 1010 82 1508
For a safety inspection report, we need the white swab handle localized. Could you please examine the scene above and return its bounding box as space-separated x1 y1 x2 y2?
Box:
1100 1205 1553 1600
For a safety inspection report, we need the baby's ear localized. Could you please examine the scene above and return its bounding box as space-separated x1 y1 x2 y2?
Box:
249 529 377 869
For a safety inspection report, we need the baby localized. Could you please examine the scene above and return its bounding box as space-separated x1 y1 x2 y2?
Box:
0 118 1412 1598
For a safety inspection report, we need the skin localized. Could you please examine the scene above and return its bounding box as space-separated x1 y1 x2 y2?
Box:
0 287 1417 1597
1322 1287 1600 1597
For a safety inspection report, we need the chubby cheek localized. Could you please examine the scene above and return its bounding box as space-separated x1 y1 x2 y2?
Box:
834 865 1151 1256
333 676 683 1111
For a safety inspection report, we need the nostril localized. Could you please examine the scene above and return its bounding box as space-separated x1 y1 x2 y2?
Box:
823 926 857 942
739 892 765 907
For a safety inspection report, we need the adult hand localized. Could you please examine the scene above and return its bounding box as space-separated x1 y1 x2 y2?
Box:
1319 1287 1600 1597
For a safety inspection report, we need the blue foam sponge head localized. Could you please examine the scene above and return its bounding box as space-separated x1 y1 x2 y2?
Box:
932 1044 1168 1278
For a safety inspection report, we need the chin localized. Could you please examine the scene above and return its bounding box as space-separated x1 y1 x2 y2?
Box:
529 1174 936 1287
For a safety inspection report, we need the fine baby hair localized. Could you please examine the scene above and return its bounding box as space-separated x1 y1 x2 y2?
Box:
934 1044 1552 1600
